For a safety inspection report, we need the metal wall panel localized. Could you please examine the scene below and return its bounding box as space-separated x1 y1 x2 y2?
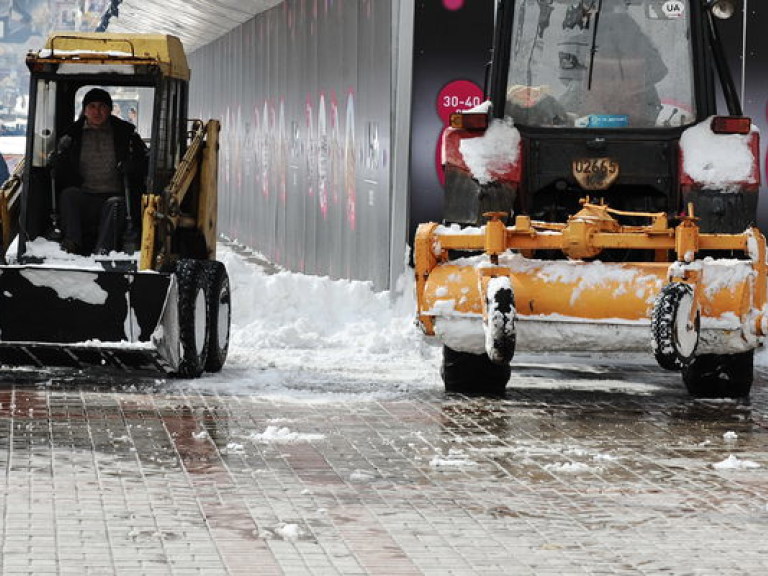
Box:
187 0 392 290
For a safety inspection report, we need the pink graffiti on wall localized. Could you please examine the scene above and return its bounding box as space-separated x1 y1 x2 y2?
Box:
278 98 287 204
262 100 273 198
318 92 329 218
329 90 341 206
345 90 357 231
235 105 243 192
306 93 316 200
306 88 355 226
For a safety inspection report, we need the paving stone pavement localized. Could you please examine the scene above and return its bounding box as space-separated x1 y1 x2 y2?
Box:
1 358 768 575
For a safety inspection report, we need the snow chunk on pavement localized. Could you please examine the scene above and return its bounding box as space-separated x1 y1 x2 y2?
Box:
249 425 325 443
429 449 477 467
544 461 596 473
712 454 760 470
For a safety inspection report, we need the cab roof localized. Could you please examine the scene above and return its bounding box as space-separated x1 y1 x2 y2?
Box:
28 33 190 81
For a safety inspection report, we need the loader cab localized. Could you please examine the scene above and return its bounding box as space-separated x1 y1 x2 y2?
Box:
19 33 190 257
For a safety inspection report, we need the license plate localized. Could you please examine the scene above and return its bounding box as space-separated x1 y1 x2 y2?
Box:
572 157 620 191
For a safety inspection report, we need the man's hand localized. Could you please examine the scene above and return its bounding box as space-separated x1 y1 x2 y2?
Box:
48 135 73 167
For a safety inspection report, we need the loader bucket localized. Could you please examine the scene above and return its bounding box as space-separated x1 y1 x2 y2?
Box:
0 266 180 372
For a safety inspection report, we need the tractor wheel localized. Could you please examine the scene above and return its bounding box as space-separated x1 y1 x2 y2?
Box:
441 346 511 396
651 282 699 370
681 351 754 399
175 259 210 378
203 260 231 373
484 276 516 365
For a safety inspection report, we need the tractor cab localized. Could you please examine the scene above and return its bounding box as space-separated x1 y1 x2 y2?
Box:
444 0 757 234
501 0 695 129
19 33 194 265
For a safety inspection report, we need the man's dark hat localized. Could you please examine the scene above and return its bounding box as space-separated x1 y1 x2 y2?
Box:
82 88 113 109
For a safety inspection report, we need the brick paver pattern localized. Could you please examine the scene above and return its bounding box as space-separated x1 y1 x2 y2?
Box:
1 360 768 575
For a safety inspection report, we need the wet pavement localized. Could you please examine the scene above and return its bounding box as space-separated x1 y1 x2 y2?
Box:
1 357 768 575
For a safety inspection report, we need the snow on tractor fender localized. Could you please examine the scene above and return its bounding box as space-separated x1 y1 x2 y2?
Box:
414 202 768 395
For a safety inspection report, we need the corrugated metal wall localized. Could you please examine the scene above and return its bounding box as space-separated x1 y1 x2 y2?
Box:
187 1 394 290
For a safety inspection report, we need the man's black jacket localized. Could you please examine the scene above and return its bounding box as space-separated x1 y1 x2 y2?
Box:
54 115 148 209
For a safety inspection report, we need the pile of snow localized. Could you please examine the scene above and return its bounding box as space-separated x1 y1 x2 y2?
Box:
248 425 324 443
712 454 761 470
459 117 520 185
189 242 768 399
680 117 758 190
179 243 442 398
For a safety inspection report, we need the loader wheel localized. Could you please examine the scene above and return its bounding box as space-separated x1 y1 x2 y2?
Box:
203 260 231 373
651 282 699 370
441 346 511 396
176 259 210 378
484 276 516 365
681 351 754 399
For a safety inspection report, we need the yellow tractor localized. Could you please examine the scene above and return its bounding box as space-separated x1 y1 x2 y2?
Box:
0 33 229 378
417 0 763 398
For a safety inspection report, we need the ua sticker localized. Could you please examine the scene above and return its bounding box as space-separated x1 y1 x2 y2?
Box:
662 0 685 19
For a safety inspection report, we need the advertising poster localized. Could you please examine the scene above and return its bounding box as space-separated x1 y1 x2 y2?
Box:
408 0 494 244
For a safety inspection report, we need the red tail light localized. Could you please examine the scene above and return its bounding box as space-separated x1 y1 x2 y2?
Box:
710 116 751 135
449 112 488 131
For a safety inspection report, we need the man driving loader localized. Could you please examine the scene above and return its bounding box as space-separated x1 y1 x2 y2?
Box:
53 87 148 255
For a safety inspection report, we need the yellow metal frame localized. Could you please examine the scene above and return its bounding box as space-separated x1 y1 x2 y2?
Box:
139 120 220 271
34 33 190 81
415 200 768 336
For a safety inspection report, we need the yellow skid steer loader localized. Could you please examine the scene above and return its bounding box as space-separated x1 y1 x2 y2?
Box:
0 33 230 378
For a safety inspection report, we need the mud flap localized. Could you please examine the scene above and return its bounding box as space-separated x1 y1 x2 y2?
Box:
682 188 758 234
0 266 180 372
443 166 516 226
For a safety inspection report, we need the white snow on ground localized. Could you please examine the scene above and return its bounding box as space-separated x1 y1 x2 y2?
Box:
174 243 443 399
248 425 324 443
170 242 768 400
712 454 761 470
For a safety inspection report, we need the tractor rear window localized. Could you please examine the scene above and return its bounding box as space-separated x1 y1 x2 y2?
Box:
505 0 695 129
